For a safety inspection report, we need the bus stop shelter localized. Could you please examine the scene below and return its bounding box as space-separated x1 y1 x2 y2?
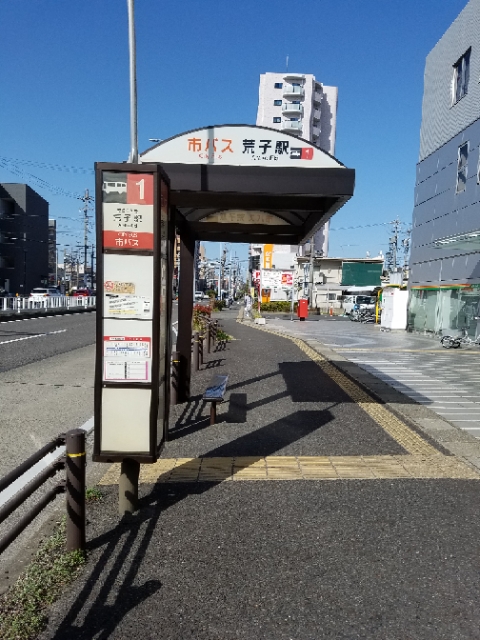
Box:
140 124 355 403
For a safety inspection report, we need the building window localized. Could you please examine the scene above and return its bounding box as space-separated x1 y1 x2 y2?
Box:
453 48 470 103
456 142 469 193
274 82 283 89
272 117 281 123
273 100 282 106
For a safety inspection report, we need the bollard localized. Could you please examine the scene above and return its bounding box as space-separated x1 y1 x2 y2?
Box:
193 331 200 372
206 322 211 354
119 458 140 515
66 429 86 552
213 321 218 351
171 350 180 405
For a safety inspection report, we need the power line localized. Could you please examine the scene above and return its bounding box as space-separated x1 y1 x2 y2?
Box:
330 222 406 232
0 156 93 175
0 157 92 201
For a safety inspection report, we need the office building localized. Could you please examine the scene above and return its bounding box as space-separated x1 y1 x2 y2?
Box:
0 183 49 295
409 0 480 336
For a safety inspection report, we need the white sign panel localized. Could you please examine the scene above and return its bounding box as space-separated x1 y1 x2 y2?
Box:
261 270 294 289
140 125 344 169
103 254 154 320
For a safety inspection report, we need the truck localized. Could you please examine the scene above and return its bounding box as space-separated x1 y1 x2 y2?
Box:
342 287 378 315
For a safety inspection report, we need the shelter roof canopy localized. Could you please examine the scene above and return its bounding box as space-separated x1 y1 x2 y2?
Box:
140 125 355 244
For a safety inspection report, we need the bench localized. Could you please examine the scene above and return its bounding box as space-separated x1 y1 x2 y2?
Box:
203 374 228 425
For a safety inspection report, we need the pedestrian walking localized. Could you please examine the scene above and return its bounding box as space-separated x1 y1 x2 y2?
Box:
244 293 252 318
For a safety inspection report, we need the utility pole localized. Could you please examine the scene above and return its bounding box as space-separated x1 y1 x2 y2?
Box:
308 236 315 307
386 218 402 273
79 189 94 286
91 245 95 290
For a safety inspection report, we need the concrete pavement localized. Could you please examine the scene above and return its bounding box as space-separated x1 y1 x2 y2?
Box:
36 312 480 639
262 314 480 440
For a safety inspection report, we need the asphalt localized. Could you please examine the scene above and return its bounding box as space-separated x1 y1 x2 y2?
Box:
0 311 96 372
26 310 480 638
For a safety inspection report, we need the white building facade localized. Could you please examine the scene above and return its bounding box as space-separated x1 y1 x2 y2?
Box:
253 72 339 301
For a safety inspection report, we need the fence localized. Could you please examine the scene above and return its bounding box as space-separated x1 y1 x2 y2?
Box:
170 318 221 404
0 429 86 556
0 296 96 312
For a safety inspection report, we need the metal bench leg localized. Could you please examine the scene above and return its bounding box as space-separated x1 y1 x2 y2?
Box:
210 401 217 425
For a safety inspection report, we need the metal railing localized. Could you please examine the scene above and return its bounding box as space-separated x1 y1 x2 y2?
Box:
0 296 96 312
0 429 86 555
170 318 221 404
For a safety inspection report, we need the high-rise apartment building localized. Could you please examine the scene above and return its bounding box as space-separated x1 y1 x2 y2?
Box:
252 72 339 302
256 72 338 155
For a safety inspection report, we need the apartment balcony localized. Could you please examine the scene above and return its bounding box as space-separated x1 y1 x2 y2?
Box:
283 73 305 83
282 103 304 117
312 126 321 137
313 108 321 121
314 91 323 103
281 120 303 134
283 84 305 99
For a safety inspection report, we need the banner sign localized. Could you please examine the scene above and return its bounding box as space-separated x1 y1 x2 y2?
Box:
140 125 344 169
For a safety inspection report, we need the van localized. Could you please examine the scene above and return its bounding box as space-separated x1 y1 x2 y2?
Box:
102 181 127 195
343 294 376 315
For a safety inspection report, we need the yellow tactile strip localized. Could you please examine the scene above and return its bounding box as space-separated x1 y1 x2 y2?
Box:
245 323 439 457
99 455 479 484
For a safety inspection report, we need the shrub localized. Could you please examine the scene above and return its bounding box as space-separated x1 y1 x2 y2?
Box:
193 303 211 331
260 301 292 313
212 299 226 311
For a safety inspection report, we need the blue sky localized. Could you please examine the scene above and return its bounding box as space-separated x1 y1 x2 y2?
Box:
0 0 468 269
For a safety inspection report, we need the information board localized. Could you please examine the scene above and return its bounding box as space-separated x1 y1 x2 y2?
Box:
94 163 170 464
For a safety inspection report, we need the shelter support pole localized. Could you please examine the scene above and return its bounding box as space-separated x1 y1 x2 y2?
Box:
119 458 140 515
177 230 195 402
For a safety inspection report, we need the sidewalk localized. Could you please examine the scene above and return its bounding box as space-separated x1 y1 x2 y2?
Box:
39 313 480 639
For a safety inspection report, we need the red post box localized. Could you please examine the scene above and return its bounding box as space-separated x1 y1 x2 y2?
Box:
297 298 308 321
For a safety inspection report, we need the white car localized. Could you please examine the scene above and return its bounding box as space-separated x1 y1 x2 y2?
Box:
29 287 62 302
194 291 206 301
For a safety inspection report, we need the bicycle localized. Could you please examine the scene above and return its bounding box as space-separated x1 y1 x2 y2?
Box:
440 326 480 349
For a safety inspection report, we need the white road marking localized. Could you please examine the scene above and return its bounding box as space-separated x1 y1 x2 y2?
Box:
0 329 67 345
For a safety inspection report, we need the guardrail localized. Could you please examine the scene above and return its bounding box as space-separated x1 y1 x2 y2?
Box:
0 296 96 312
0 429 86 555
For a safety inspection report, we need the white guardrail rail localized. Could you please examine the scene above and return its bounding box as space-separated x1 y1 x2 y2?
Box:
0 296 96 312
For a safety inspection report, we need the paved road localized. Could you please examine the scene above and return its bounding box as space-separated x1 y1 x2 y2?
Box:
0 312 95 373
38 315 480 640
263 315 480 439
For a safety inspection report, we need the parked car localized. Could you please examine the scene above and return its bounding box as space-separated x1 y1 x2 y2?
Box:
343 295 376 315
194 291 206 301
29 287 62 302
73 288 93 297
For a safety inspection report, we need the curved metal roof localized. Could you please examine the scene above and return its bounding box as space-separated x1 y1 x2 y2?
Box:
140 125 355 244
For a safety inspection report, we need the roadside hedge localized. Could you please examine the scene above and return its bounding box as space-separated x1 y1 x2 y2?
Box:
260 301 292 312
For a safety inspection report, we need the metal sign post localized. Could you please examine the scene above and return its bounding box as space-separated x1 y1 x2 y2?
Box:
93 163 171 512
